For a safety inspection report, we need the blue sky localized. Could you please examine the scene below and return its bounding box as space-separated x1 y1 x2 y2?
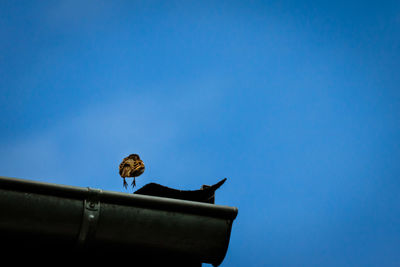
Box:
1 1 400 266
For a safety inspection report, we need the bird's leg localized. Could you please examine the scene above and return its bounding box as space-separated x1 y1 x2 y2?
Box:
123 178 128 189
131 177 136 189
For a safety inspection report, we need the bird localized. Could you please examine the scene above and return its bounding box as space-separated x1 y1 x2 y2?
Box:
134 178 227 203
119 154 145 189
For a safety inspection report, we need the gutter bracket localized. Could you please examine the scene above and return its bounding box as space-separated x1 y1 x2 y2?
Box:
77 187 102 247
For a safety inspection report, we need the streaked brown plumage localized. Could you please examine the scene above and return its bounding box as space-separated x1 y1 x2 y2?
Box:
119 154 145 189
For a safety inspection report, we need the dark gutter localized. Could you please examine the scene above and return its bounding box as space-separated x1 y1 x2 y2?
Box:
0 176 238 266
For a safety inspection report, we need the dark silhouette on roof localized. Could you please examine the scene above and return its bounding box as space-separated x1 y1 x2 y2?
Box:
134 178 227 204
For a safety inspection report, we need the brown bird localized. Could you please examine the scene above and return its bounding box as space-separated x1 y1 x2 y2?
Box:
119 154 145 189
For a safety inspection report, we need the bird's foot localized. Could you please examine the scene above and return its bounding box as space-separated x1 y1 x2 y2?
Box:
123 178 128 189
131 178 136 189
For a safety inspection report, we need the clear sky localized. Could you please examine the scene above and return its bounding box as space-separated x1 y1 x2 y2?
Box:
1 1 399 266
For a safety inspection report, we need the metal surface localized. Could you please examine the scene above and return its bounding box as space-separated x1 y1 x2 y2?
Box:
77 187 102 246
0 176 238 266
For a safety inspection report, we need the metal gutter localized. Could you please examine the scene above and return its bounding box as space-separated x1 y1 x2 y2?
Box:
0 176 238 266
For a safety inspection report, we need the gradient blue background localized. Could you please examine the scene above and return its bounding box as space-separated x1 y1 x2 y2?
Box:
1 1 399 266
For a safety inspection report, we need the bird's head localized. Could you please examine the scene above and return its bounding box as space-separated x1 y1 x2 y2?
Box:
128 154 140 160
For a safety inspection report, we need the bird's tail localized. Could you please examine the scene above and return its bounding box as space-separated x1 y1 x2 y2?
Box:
209 178 227 192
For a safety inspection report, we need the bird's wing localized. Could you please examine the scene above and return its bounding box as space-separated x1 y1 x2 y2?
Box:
119 158 133 176
119 159 127 170
133 160 145 171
